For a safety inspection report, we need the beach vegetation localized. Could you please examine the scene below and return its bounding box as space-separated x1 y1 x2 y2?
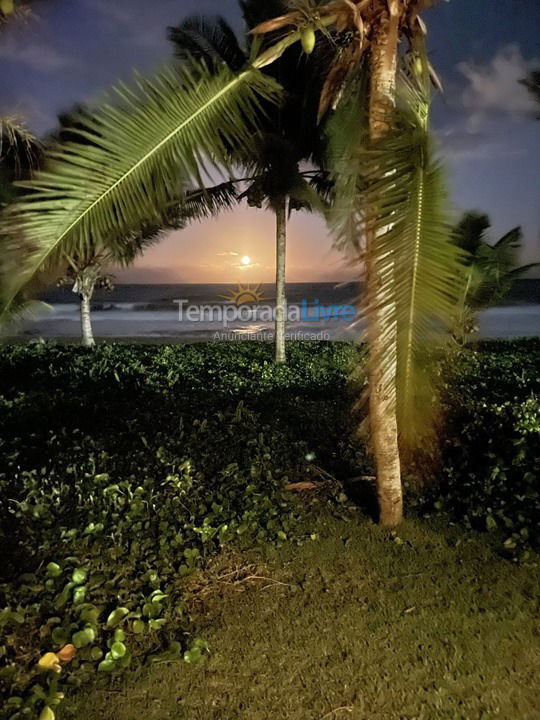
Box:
0 339 538 718
451 211 539 343
61 510 540 720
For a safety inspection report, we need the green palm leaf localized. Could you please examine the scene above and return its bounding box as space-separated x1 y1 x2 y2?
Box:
328 70 466 447
325 65 370 255
369 85 467 445
180 181 239 222
1 60 281 316
0 116 42 174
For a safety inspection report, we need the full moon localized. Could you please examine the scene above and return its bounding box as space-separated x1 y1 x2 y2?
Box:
241 256 251 266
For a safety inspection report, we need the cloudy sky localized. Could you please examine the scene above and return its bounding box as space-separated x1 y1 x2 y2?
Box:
1 0 539 282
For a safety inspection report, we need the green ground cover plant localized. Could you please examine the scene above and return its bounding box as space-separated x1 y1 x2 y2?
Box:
0 340 538 719
415 339 540 559
62 513 540 720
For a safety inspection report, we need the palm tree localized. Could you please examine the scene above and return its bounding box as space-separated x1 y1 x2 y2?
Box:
252 0 463 524
169 4 326 364
56 228 160 348
0 117 41 203
1 0 463 526
452 212 539 342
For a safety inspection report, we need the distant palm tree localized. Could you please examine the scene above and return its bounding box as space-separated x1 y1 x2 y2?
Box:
57 227 161 348
57 185 238 347
169 2 327 364
0 117 41 201
452 212 539 342
2 0 464 526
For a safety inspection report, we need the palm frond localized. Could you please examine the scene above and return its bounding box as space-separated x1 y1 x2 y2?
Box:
491 226 522 253
505 262 540 279
1 60 281 319
108 181 239 267
521 69 540 117
0 116 42 179
325 63 370 251
180 180 239 221
328 68 466 447
286 172 330 214
111 225 164 268
307 170 334 204
0 292 50 336
468 227 539 309
0 0 32 27
168 16 247 72
367 80 466 446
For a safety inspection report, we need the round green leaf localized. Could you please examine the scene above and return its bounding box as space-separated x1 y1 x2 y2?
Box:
51 627 69 646
90 647 103 661
183 648 200 664
73 586 86 605
106 607 129 628
46 563 62 578
97 658 115 672
39 707 55 720
110 641 126 659
79 605 99 624
71 569 87 585
72 628 95 649
148 618 166 630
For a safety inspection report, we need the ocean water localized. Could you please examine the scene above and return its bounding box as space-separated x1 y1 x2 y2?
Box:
8 281 540 342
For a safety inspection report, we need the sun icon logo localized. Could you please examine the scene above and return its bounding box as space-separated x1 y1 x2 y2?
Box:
219 283 271 307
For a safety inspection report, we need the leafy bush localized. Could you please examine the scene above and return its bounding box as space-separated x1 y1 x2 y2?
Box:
0 340 358 400
413 339 540 559
0 403 314 718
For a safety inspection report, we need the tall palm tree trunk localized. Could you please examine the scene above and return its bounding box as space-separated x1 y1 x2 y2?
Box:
275 197 287 364
74 270 97 348
80 291 95 347
365 4 402 526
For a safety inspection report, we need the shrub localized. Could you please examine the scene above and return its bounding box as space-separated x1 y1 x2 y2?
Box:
417 340 540 559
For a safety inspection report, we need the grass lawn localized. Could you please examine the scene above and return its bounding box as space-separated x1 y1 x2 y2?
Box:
62 511 540 720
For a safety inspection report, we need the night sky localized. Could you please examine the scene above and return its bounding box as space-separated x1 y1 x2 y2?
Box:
1 0 539 282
